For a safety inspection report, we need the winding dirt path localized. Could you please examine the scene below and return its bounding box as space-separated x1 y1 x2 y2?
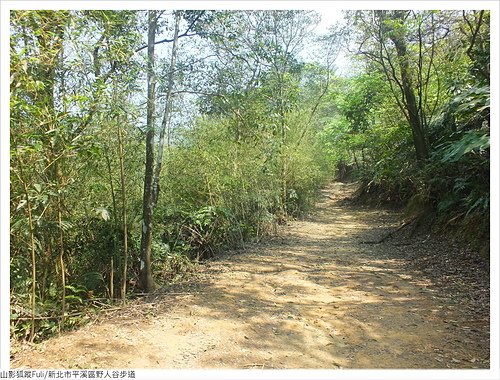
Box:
12 182 489 369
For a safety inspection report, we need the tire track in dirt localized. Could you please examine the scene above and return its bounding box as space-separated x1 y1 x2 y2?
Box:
11 182 489 369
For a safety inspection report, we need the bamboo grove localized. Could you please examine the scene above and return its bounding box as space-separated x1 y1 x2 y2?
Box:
10 10 489 342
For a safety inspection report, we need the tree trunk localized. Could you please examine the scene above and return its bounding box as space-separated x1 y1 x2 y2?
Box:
139 10 158 292
389 18 429 162
15 159 37 342
104 151 118 299
57 196 66 330
152 11 181 206
118 123 129 302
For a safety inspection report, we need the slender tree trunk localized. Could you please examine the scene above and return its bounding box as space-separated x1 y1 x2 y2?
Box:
15 161 37 342
280 109 287 219
27 201 37 342
140 11 182 292
118 124 128 302
57 196 66 330
104 152 118 299
35 11 69 319
110 258 114 300
353 151 360 170
152 11 181 206
139 10 158 292
277 71 287 219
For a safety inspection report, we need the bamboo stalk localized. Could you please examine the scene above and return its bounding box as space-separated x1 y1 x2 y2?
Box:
118 124 128 303
15 162 37 343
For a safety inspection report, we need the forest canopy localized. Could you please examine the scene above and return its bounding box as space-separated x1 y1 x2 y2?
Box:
9 9 490 342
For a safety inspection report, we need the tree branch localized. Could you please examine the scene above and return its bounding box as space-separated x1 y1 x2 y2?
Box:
464 10 484 60
135 11 204 52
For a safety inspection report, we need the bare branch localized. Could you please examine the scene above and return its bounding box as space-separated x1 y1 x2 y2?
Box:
135 11 204 52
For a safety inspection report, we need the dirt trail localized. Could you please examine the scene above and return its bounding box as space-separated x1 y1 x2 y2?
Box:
12 182 489 369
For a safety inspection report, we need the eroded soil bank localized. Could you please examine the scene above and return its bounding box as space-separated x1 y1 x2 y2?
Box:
11 182 490 369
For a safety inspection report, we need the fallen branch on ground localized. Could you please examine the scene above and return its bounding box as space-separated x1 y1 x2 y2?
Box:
360 217 417 244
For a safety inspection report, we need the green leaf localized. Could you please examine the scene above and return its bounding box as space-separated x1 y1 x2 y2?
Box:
440 131 489 163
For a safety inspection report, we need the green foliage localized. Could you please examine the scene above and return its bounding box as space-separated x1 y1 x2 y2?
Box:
149 77 333 278
10 9 144 340
156 251 196 284
321 10 489 252
10 9 490 343
422 78 490 227
321 72 415 201
437 130 489 164
160 206 232 260
336 73 384 133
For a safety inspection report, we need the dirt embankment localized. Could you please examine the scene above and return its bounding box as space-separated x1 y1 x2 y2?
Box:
11 182 490 369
